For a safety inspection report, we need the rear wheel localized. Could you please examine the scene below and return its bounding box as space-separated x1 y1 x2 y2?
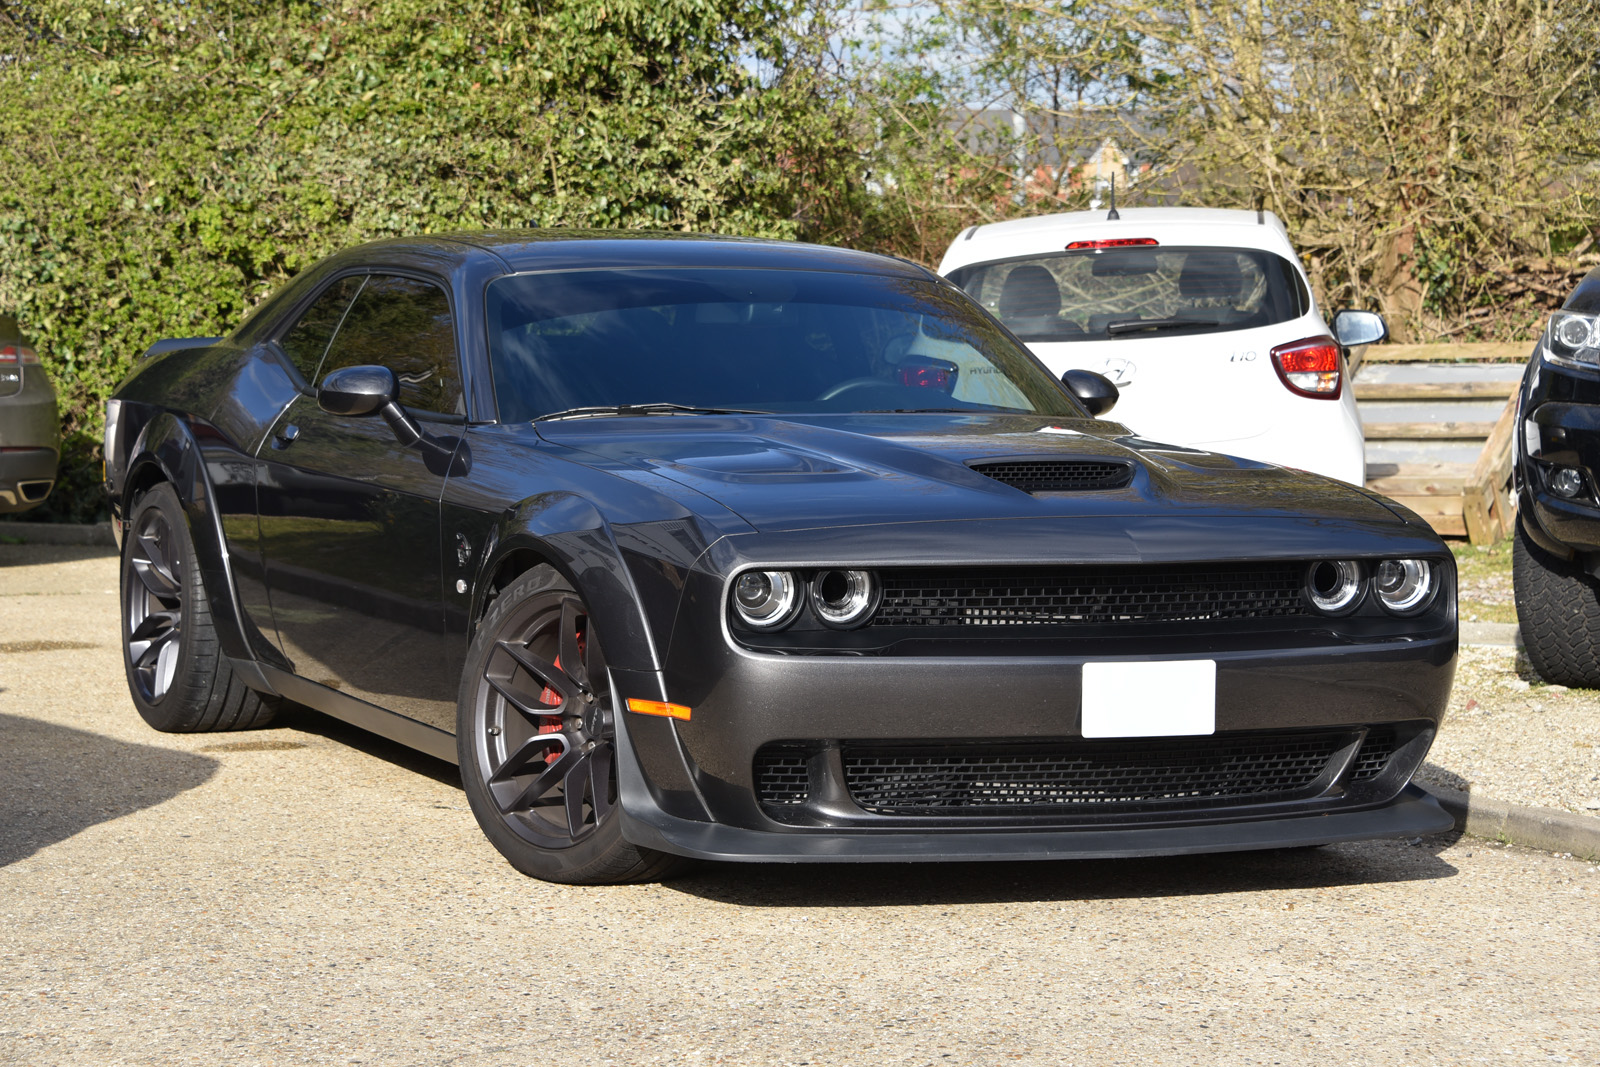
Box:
457 566 684 884
121 481 279 731
1513 517 1600 687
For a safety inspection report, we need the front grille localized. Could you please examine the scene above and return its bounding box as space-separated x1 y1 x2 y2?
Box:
873 563 1309 628
840 732 1350 815
754 751 810 805
971 459 1132 492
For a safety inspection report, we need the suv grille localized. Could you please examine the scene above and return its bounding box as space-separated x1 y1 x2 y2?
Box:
971 459 1132 492
873 563 1308 628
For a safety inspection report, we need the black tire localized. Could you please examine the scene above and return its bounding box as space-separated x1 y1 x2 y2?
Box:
1513 517 1600 687
121 482 280 732
457 566 686 884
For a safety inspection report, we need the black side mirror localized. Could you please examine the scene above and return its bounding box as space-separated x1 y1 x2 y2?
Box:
1062 369 1120 417
318 364 422 446
1332 309 1388 348
319 365 398 416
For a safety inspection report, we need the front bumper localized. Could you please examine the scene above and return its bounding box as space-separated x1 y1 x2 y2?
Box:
616 689 1455 861
607 562 1457 860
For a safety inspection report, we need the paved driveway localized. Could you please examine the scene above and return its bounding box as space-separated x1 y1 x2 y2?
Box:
2 546 1597 1066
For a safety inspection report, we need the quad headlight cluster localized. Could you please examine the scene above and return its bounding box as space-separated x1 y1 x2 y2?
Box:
1305 559 1440 617
731 569 882 631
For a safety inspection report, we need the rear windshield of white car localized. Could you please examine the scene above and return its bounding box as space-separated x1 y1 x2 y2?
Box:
947 247 1309 343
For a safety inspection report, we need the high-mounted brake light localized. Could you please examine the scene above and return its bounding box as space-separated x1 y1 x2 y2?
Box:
897 364 956 391
1064 238 1159 251
1270 336 1342 399
0 345 36 365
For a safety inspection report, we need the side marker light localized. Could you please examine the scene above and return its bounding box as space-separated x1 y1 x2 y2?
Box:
626 698 692 721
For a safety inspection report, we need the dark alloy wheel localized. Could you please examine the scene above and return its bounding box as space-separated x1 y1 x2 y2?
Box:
126 493 185 705
120 482 279 732
458 567 684 884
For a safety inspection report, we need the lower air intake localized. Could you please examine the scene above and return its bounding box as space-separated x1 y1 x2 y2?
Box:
840 732 1351 815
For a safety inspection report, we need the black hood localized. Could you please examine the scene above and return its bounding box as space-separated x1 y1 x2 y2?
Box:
534 412 1401 535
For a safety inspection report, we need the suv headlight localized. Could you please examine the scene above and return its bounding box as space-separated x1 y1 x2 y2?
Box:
1541 311 1600 369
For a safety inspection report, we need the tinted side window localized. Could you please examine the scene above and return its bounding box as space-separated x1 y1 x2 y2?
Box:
278 275 365 383
317 274 463 415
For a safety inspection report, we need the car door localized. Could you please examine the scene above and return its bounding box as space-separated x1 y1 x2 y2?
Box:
255 272 465 730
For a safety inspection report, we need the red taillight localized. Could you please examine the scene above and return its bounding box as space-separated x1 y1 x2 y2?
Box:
1270 336 1342 399
897 363 957 392
1064 238 1159 251
0 345 37 364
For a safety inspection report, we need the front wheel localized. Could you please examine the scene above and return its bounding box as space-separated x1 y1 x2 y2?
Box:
457 566 684 884
1513 518 1600 687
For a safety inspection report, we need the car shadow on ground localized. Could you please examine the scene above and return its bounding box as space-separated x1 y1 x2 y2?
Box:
668 832 1463 909
274 704 461 787
0 712 219 867
0 542 118 567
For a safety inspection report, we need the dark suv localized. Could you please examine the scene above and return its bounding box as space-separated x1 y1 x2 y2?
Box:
1512 268 1600 684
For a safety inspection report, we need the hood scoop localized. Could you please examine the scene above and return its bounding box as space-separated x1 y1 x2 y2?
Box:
969 458 1134 493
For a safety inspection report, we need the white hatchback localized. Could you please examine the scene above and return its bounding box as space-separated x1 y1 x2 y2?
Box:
938 207 1385 485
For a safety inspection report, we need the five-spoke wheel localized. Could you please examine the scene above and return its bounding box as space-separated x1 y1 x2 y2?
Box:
458 566 683 883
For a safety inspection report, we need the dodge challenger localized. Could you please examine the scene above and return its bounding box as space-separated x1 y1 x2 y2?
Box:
104 232 1457 883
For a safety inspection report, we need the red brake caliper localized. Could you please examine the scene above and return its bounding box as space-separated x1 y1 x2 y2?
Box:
535 624 586 764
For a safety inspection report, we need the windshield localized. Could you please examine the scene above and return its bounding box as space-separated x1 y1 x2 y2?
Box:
485 268 1087 422
947 247 1307 343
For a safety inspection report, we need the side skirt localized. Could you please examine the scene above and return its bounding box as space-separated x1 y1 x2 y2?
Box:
259 664 458 765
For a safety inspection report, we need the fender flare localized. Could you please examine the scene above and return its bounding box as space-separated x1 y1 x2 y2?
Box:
472 492 665 675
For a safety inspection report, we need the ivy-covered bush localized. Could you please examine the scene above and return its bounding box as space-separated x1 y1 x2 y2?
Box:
0 0 855 520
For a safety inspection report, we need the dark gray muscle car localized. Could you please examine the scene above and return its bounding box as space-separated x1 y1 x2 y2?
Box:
104 231 1456 883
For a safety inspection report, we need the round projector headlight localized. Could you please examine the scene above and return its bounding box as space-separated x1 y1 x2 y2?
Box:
1374 559 1436 615
809 569 880 629
1306 560 1363 614
732 570 802 631
1556 314 1595 349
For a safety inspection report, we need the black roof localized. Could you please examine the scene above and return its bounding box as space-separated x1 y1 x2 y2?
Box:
341 230 934 280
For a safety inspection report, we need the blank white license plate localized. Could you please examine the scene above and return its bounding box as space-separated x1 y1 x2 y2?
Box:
1080 660 1217 738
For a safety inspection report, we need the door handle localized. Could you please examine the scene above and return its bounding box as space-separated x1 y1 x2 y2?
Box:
271 423 300 450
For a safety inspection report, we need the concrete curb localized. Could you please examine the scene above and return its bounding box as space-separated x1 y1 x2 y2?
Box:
1460 621 1521 647
0 520 116 546
1422 783 1600 861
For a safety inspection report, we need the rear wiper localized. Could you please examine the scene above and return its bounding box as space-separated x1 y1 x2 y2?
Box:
1104 317 1218 336
536 402 773 422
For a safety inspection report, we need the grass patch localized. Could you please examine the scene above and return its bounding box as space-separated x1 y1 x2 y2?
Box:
1452 536 1517 624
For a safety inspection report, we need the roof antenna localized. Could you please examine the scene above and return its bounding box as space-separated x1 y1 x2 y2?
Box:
1255 192 1265 225
1106 173 1120 221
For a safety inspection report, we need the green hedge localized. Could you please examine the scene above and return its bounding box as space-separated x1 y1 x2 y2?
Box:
0 0 856 521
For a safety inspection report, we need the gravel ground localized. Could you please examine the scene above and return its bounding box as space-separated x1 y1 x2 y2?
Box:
1416 645 1600 816
4 546 1599 1066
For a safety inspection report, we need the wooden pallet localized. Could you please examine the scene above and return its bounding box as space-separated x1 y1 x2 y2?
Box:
1358 343 1523 544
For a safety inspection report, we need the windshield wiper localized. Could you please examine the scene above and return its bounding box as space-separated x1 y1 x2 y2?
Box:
536 402 773 422
1104 317 1218 336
